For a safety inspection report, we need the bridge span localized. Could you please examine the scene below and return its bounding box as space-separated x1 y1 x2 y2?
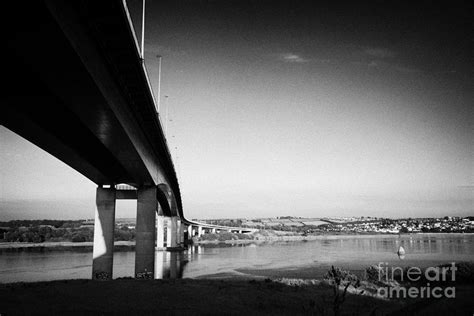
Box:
2 0 251 280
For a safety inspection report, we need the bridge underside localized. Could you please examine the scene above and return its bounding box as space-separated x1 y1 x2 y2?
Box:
0 0 254 280
1 0 188 279
2 0 178 194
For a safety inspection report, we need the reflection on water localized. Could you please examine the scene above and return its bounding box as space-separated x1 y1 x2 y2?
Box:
1 234 473 283
155 251 187 279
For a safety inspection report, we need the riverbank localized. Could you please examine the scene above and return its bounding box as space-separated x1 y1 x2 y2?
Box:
1 232 472 249
0 241 135 251
194 231 474 245
1 278 473 315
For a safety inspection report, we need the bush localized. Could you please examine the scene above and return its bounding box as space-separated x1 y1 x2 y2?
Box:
365 265 385 284
324 266 362 316
217 232 234 241
199 233 219 241
235 233 253 240
115 228 135 241
71 229 92 242
71 234 86 242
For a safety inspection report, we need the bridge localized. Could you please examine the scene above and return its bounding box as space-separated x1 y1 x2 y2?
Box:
1 0 252 280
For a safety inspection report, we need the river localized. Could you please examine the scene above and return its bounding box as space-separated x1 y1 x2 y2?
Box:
1 234 473 283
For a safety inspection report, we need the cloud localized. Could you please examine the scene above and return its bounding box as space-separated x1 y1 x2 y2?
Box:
364 47 396 58
279 53 309 63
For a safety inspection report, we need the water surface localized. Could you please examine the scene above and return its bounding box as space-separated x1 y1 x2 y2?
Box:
1 234 473 283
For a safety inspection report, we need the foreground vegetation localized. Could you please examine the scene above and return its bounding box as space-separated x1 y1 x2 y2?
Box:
2 262 473 315
0 278 400 315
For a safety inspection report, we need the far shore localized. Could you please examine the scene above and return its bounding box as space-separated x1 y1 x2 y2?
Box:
196 232 473 245
1 232 472 250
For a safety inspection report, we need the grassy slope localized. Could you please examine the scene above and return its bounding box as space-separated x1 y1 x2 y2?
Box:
1 279 404 315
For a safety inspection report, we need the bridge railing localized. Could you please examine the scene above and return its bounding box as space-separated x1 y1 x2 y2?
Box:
121 0 183 216
121 1 159 113
122 1 175 149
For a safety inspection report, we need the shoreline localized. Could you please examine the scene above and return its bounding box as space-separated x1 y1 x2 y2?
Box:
195 232 474 245
1 232 472 249
0 240 135 251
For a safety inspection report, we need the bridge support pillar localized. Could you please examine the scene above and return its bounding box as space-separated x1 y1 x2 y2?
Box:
156 215 165 248
92 187 116 280
187 225 193 239
176 219 180 245
135 186 157 279
168 216 178 247
211 228 216 234
180 220 184 243
166 217 171 246
177 219 183 245
154 251 165 279
197 226 203 237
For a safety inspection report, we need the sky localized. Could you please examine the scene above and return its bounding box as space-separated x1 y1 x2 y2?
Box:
1 1 472 220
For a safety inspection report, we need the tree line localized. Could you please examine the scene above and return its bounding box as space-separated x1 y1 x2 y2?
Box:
0 220 135 243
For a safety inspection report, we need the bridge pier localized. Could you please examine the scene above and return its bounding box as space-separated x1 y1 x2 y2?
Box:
156 215 165 248
187 225 193 239
166 217 171 246
154 251 165 279
197 226 203 237
180 221 185 244
170 216 178 247
135 187 157 278
176 219 181 245
92 187 116 280
177 219 184 245
166 216 178 248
